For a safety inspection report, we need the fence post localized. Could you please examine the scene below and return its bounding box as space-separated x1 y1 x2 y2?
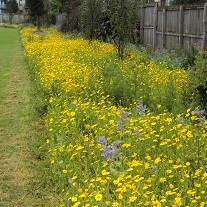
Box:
203 3 207 50
179 5 184 47
140 5 145 45
153 3 158 50
162 7 166 49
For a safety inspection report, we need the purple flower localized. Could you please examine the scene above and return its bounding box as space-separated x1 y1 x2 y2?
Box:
151 165 158 172
100 140 121 162
136 100 147 116
194 107 205 117
134 128 141 137
120 110 130 120
116 121 123 131
176 116 184 124
97 136 107 146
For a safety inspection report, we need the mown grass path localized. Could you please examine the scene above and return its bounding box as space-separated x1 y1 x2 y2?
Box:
0 28 58 206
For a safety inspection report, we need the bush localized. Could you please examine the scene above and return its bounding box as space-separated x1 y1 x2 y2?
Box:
190 50 207 112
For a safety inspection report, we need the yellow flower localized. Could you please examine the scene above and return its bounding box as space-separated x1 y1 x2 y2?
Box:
130 159 142 167
72 201 81 207
173 197 182 206
62 169 67 174
112 202 120 207
70 111 76 116
95 193 103 201
195 183 201 188
129 196 137 202
118 193 123 200
157 104 161 109
154 157 161 164
101 169 110 175
71 196 77 202
166 169 172 174
159 177 167 183
122 143 131 148
109 119 115 125
145 155 152 161
186 162 190 166
76 146 84 151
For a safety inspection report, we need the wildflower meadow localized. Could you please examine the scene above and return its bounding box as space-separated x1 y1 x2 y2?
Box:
21 28 207 207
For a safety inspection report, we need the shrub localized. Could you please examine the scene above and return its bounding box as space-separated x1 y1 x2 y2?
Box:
190 50 207 113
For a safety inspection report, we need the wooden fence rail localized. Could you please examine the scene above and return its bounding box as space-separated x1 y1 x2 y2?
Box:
140 3 207 50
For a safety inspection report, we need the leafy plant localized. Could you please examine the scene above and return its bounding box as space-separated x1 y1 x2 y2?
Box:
26 0 46 31
190 50 207 112
107 0 138 59
6 0 19 24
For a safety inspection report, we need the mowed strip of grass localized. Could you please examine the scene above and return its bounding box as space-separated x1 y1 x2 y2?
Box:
0 27 59 206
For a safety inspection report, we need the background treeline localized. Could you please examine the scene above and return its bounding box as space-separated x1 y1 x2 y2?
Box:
26 0 207 37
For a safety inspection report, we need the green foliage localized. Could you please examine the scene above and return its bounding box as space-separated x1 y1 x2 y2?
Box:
6 0 18 14
80 0 104 39
50 0 61 13
6 0 19 23
107 0 138 58
174 47 198 69
26 0 46 30
58 0 82 33
149 47 198 70
26 0 46 17
190 50 207 110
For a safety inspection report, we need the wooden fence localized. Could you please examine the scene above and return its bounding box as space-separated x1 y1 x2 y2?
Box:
0 14 25 24
140 3 207 50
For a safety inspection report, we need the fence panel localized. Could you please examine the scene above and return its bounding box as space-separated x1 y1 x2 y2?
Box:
0 14 25 24
166 9 179 34
140 3 207 50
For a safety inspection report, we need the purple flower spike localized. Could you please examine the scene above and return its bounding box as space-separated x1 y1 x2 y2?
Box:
136 100 147 116
120 110 130 120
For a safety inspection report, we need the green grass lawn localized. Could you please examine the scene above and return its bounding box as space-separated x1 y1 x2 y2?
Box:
0 27 59 206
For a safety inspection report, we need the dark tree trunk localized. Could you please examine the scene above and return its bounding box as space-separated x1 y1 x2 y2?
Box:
37 15 40 31
9 14 13 24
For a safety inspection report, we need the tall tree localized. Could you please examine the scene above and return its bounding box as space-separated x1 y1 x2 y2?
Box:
81 0 104 40
59 0 82 33
26 0 46 31
107 0 138 58
6 0 18 24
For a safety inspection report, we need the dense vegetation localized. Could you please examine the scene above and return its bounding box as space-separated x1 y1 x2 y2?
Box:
21 27 207 206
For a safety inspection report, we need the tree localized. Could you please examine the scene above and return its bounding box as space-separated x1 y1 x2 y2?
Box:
107 0 138 58
81 0 104 40
26 0 46 31
6 0 18 24
58 0 82 33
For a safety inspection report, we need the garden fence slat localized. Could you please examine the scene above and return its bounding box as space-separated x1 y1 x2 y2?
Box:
203 3 207 49
179 5 184 47
0 14 25 24
162 7 166 48
140 3 207 50
153 3 158 49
